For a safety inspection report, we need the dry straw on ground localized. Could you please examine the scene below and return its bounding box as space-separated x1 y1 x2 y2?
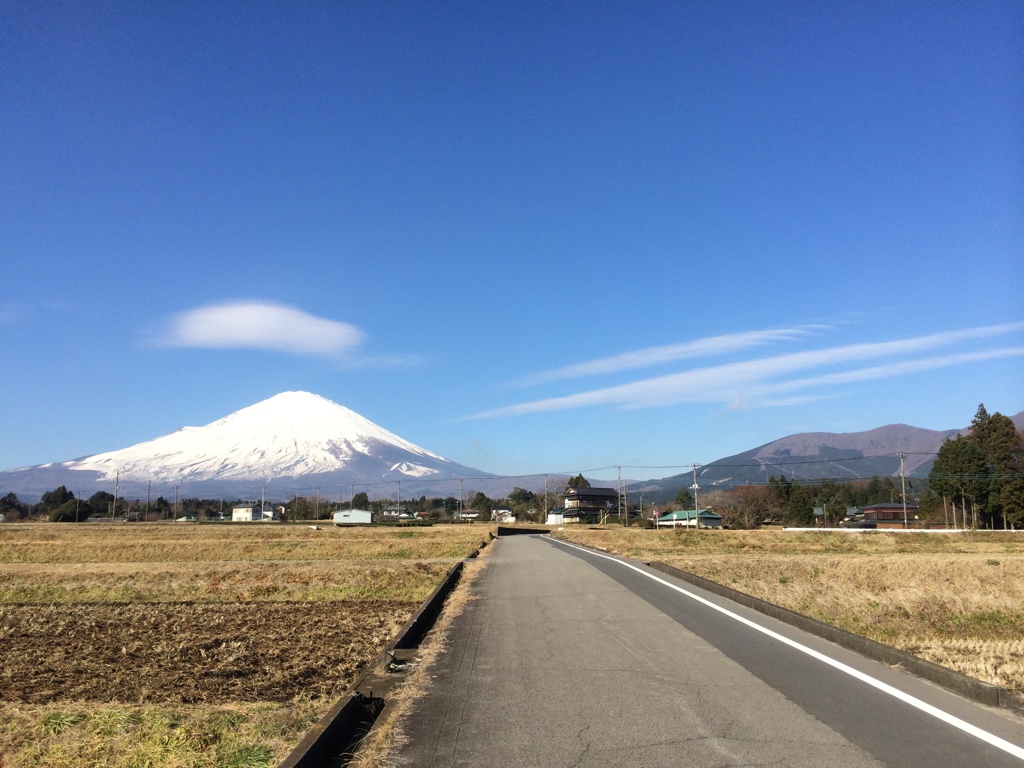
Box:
0 522 492 768
348 550 490 768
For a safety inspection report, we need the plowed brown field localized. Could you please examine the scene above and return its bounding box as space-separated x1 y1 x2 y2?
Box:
0 522 494 766
0 600 413 704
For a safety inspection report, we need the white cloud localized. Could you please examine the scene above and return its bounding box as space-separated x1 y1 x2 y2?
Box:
156 301 365 360
468 323 1024 419
761 347 1024 395
510 326 825 386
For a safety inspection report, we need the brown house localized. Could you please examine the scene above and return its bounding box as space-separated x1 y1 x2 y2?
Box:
861 503 922 529
560 486 619 523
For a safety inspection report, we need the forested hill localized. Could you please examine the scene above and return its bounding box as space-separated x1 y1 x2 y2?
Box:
630 411 1024 501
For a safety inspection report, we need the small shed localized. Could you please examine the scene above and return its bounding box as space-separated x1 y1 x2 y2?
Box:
656 509 722 529
333 509 373 526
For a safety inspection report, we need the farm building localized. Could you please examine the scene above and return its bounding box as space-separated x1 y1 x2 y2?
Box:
333 509 373 525
656 509 722 529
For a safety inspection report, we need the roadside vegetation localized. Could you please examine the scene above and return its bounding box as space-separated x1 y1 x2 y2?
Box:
551 527 1024 694
0 523 493 767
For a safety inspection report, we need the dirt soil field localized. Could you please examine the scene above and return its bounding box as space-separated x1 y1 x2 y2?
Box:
0 523 493 767
1 600 413 705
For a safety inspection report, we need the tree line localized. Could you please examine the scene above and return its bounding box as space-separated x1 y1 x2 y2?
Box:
0 489 256 523
4 404 1019 528
927 404 1024 529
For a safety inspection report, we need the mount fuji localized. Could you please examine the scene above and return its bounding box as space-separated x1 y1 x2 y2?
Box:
0 392 494 501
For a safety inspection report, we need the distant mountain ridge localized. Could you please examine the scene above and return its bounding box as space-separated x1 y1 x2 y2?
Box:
630 411 1024 501
0 392 495 501
2 393 1020 503
68 391 451 482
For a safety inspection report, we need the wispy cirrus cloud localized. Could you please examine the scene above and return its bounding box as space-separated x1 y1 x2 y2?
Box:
468 322 1024 419
509 326 826 386
154 301 365 361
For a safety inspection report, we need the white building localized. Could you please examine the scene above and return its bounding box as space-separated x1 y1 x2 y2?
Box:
492 506 515 524
333 509 373 525
656 509 723 529
231 504 278 522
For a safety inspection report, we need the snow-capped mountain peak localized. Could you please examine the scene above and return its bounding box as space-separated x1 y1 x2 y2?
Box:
66 391 452 483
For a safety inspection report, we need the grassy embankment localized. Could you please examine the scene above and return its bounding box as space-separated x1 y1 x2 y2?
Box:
552 527 1024 695
0 522 493 768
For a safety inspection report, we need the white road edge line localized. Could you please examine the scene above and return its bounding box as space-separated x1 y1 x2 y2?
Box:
546 536 1024 762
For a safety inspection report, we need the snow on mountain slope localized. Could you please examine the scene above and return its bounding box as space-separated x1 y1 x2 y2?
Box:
67 391 451 482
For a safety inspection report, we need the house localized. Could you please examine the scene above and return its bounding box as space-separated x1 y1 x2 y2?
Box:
381 504 412 521
860 503 922 529
656 509 722 529
492 506 515 524
333 509 373 525
231 504 279 522
231 504 257 522
561 486 619 523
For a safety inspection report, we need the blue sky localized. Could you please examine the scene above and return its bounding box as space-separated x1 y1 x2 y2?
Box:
2 2 1022 483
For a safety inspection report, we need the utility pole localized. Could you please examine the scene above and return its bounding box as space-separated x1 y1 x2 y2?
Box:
617 466 622 524
690 464 701 530
459 478 464 520
112 470 119 520
898 453 908 529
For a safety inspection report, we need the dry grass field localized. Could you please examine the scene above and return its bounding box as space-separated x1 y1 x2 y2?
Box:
552 527 1024 695
0 522 493 768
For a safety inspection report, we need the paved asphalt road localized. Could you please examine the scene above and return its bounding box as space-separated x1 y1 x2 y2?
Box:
389 534 1024 767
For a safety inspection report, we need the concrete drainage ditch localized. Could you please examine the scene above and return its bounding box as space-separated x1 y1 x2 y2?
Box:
279 533 495 768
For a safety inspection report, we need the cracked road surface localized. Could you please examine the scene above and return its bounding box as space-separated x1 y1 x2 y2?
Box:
388 535 1024 767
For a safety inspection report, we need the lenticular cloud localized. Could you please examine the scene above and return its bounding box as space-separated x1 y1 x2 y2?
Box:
160 301 364 359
